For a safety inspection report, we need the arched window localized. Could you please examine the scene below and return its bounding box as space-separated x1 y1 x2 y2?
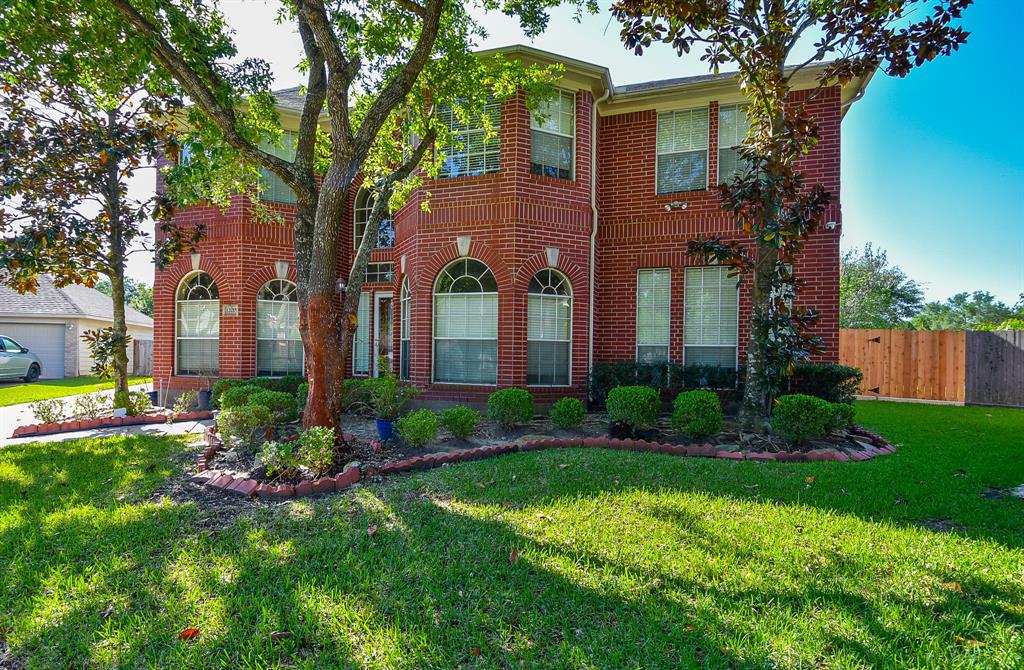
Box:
256 279 303 376
176 271 219 375
527 269 572 386
399 277 411 380
354 187 394 250
433 259 497 384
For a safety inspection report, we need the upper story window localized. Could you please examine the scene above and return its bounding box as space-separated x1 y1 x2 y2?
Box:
353 187 395 249
438 100 501 178
718 104 751 184
531 90 575 180
364 262 394 284
656 108 709 194
259 131 297 204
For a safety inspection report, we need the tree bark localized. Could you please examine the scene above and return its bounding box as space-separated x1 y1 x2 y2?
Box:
106 110 131 409
739 243 778 429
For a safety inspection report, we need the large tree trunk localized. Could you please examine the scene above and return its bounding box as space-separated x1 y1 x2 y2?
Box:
106 109 131 410
739 243 778 429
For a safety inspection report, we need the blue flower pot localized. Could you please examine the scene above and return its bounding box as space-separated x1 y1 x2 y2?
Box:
376 418 394 441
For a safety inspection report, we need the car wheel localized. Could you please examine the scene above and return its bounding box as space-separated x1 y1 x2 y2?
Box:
23 364 40 383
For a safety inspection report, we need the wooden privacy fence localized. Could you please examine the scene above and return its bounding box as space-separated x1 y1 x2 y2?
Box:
839 329 1024 408
132 339 153 376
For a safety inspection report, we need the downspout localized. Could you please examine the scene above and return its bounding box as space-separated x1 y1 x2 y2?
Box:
588 87 611 381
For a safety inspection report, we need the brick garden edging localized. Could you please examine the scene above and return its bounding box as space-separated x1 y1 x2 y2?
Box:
10 410 214 439
194 424 896 500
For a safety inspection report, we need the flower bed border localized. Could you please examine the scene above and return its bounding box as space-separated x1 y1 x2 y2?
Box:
10 411 214 439
194 424 896 499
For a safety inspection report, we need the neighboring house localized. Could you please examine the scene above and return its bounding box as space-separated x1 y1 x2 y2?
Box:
155 45 871 402
0 276 153 379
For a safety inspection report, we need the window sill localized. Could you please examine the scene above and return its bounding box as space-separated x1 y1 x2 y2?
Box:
528 172 577 188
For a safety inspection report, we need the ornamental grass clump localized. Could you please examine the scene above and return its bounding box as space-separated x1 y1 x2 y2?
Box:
487 388 534 429
440 405 481 439
771 394 834 445
549 397 586 429
606 386 660 433
397 409 438 448
671 390 723 439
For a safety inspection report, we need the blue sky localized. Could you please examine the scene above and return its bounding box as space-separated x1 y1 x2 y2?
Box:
133 1 1021 305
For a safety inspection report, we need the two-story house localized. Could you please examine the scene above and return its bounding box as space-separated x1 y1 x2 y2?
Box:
154 45 871 404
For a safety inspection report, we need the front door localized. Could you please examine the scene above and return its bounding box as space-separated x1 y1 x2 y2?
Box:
373 293 394 377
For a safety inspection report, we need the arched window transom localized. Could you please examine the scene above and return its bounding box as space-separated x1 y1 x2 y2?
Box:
354 187 395 250
433 259 498 384
176 271 219 375
527 269 572 386
256 279 303 376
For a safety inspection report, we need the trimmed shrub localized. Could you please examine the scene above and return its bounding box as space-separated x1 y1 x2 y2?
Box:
440 405 481 439
606 385 660 432
295 382 309 411
211 378 247 408
588 360 738 406
549 397 585 429
830 402 856 431
247 389 299 424
259 440 296 479
771 394 834 444
218 384 264 410
671 390 723 438
487 388 534 429
789 361 863 404
397 409 438 448
218 404 273 449
294 426 335 475
274 375 306 395
30 398 66 424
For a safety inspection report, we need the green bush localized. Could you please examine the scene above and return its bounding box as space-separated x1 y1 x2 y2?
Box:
124 390 152 416
342 377 396 414
397 409 438 448
295 382 309 411
218 384 263 410
72 392 108 418
172 390 197 414
274 375 306 395
294 426 335 475
259 440 297 479
588 361 738 406
549 397 585 429
247 389 299 424
606 385 660 431
218 404 273 449
771 394 834 444
789 361 863 404
440 405 481 439
487 388 534 429
211 378 248 408
30 398 66 424
830 402 856 431
671 390 723 438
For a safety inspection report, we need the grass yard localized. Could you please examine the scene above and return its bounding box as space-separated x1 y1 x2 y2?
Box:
0 375 153 407
1 402 1022 668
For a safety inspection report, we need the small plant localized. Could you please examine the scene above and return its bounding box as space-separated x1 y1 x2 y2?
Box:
397 409 438 448
487 388 534 429
72 392 108 418
830 402 856 431
549 397 585 429
218 404 274 449
295 382 309 411
173 390 198 414
771 394 835 444
440 405 481 439
606 386 660 432
259 440 297 479
124 390 152 416
30 398 66 424
671 390 723 439
294 426 336 475
365 373 419 420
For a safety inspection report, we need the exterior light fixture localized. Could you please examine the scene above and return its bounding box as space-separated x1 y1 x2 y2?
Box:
663 201 689 212
190 252 201 271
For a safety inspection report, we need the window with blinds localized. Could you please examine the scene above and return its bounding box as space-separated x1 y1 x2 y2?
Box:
176 272 220 375
527 269 572 385
684 266 739 367
399 278 411 380
438 100 501 178
531 90 575 179
433 259 498 384
256 279 303 376
636 268 671 363
352 292 371 375
258 131 297 204
718 104 751 184
353 187 395 249
656 108 709 194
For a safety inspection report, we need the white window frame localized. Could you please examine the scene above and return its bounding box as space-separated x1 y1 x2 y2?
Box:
175 271 220 376
438 100 502 179
530 89 576 180
717 103 751 185
635 268 672 363
655 107 710 194
399 277 411 381
352 292 371 376
527 269 573 387
683 266 740 368
431 258 499 385
255 279 303 377
259 131 297 204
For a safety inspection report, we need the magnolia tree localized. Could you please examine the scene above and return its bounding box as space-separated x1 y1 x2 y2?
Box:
611 0 971 426
90 0 594 435
0 60 200 407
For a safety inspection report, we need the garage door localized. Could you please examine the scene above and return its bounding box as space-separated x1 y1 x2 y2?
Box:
0 323 65 379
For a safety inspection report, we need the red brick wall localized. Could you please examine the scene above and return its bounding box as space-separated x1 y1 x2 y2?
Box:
155 83 843 399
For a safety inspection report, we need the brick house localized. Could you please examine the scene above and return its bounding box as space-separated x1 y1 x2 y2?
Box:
154 46 871 403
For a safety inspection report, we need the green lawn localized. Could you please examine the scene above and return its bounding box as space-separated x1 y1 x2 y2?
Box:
0 375 152 407
1 402 1022 668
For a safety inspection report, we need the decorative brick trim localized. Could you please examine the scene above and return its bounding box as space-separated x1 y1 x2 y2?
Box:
196 422 895 500
10 411 214 439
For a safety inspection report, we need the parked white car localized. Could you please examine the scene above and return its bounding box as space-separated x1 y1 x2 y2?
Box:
0 335 42 382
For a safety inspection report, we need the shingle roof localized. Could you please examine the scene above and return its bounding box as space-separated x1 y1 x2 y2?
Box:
0 276 153 327
272 86 307 111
